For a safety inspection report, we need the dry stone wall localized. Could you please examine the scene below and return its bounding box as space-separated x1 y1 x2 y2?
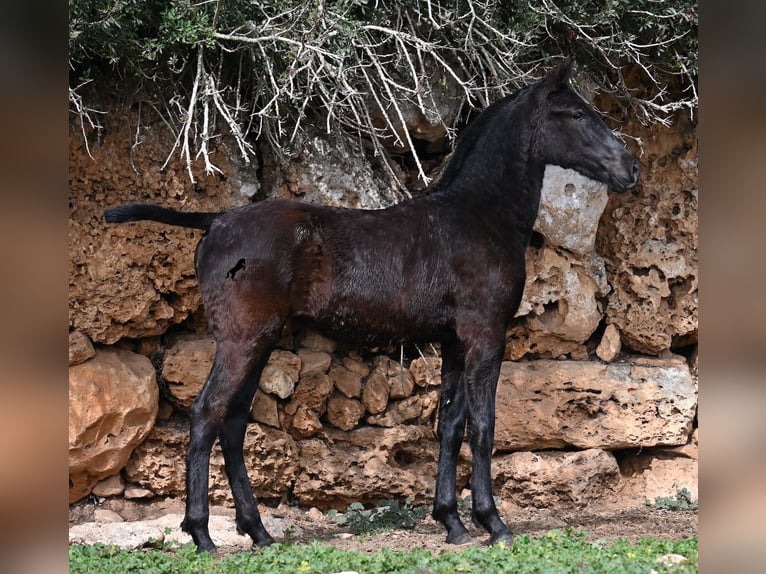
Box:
68 100 698 514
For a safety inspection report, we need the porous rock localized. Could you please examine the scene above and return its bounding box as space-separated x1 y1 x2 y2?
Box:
409 356 442 387
493 449 621 508
508 246 609 360
261 350 302 399
69 347 159 503
534 165 609 255
292 426 446 510
125 419 299 502
69 330 95 365
494 358 696 451
596 323 622 362
68 108 250 344
162 334 215 409
596 121 698 355
326 392 366 431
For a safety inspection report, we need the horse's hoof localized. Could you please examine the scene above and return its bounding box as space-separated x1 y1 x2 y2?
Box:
446 531 472 545
195 544 218 555
489 531 514 546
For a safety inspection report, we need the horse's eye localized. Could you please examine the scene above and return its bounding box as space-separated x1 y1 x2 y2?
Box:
572 110 585 120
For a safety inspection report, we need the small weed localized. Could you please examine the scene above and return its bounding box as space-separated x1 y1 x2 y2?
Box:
647 488 698 511
329 497 426 535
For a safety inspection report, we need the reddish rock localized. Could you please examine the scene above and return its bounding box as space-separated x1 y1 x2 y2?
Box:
493 449 621 508
162 334 215 409
326 393 366 431
125 419 299 502
361 371 390 415
69 347 158 503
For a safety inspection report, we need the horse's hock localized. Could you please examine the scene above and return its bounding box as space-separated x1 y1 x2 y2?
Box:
68 101 697 510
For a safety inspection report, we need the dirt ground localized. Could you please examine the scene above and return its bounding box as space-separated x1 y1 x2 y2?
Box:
69 495 697 556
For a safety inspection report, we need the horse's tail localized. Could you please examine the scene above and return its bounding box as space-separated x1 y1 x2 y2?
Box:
103 203 219 231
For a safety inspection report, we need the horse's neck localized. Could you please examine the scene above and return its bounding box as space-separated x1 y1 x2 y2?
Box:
441 137 546 246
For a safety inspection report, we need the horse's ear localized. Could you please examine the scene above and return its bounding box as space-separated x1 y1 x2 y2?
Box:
545 56 574 93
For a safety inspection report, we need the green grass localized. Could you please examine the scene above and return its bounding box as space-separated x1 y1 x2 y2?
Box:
69 529 698 574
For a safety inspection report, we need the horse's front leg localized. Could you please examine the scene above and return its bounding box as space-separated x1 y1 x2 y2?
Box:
432 340 471 544
463 334 512 545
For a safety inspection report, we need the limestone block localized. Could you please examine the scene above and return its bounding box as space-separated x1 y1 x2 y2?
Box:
494 358 697 451
298 349 332 377
596 324 622 362
326 393 366 431
162 334 215 408
292 426 444 510
409 356 442 387
250 389 280 428
361 371 390 415
493 449 621 507
69 330 95 365
330 364 363 399
260 349 302 399
69 347 158 503
508 246 609 359
125 419 299 502
534 165 609 255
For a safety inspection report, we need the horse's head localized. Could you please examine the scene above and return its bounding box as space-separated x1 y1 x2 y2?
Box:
535 58 640 192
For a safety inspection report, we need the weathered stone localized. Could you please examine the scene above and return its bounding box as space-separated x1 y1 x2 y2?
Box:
507 247 609 360
409 356 441 387
298 349 332 377
125 419 299 502
260 365 296 400
494 358 696 451
285 373 334 416
618 451 698 503
124 486 153 499
326 393 366 431
343 356 371 377
369 356 415 399
258 349 302 399
293 426 445 510
69 330 95 365
534 165 609 255
69 347 159 503
91 474 125 498
597 324 622 362
362 371 390 414
284 404 323 439
69 107 250 344
330 364 363 398
297 330 337 353
93 509 124 523
596 125 697 355
250 389 280 428
262 128 395 209
493 449 621 508
162 334 216 408
366 392 439 427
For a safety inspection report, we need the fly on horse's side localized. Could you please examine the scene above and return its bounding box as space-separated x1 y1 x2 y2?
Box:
104 58 639 553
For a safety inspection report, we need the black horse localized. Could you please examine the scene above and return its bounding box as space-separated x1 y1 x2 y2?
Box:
104 58 639 552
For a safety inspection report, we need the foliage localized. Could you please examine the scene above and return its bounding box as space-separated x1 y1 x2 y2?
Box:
69 530 698 573
328 497 427 534
69 0 697 189
647 488 698 511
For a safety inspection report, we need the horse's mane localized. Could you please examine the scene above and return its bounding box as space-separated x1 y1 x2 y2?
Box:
431 81 541 192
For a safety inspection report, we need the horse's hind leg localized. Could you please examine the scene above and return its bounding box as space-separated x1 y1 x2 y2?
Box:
181 333 278 552
432 339 471 544
218 355 276 547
